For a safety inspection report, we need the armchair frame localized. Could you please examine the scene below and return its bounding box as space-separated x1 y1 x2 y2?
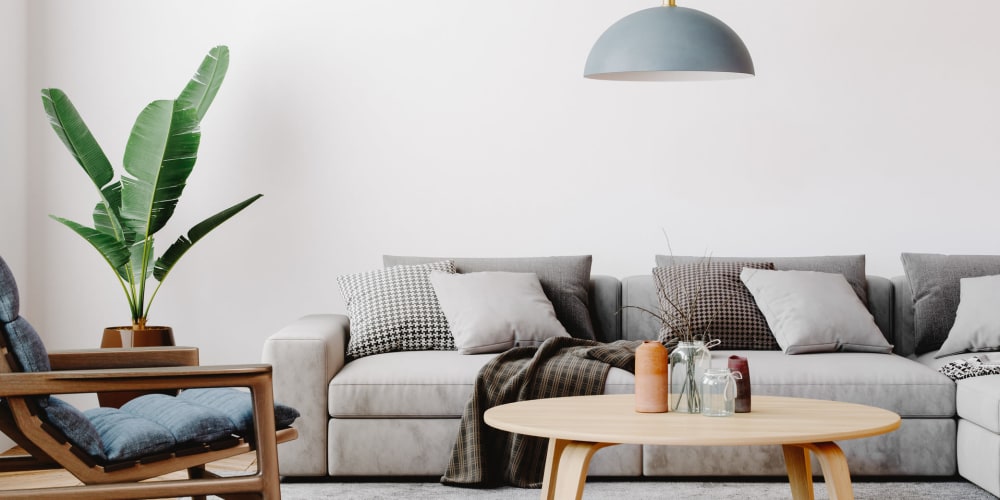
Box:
0 346 297 500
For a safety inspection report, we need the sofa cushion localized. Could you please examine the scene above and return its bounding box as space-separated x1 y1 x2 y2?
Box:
919 350 1000 433
938 275 1000 357
384 255 596 340
652 261 778 350
330 350 499 418
740 269 892 354
716 350 954 417
656 254 869 305
330 350 636 417
337 260 458 358
428 271 569 354
901 253 1000 355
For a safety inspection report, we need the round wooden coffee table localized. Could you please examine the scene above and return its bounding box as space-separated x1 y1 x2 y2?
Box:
484 394 900 500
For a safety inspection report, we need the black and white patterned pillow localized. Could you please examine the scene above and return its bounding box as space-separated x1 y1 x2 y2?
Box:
337 261 457 359
653 261 779 350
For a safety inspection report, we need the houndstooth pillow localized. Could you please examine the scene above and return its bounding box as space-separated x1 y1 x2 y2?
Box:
653 261 778 350
337 261 457 359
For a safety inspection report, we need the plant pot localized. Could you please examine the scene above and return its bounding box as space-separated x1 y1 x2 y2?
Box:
97 326 176 408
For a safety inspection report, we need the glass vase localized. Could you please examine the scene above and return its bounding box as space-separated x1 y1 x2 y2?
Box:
669 340 711 413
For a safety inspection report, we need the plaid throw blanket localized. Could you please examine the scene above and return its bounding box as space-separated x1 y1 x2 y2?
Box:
441 337 640 488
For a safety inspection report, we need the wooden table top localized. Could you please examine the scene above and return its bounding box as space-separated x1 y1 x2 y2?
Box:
485 394 901 447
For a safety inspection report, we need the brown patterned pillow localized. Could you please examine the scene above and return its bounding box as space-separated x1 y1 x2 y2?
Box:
653 261 778 350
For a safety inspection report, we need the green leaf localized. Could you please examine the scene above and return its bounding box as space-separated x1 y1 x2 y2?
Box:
50 216 130 270
125 239 154 283
92 181 136 243
177 45 229 123
41 89 114 188
120 100 201 238
43 88 124 241
154 194 262 281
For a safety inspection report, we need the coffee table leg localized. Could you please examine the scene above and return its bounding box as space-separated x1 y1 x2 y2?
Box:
784 442 855 500
782 444 815 500
540 439 612 500
801 442 854 500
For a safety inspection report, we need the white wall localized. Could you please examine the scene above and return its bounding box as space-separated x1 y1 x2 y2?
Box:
15 0 1000 368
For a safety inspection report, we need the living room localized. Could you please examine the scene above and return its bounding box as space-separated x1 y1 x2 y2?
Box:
1 0 999 498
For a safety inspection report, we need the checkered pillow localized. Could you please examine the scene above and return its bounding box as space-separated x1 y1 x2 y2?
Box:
653 261 779 350
337 261 457 358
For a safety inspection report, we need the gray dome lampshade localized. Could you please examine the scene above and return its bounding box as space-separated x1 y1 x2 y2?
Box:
584 5 754 81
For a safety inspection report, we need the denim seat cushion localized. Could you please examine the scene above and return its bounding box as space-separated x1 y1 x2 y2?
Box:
0 257 18 323
85 408 177 462
3 317 51 374
120 394 235 444
178 388 300 432
39 398 107 462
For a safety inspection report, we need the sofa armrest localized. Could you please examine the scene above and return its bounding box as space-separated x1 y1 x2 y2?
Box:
261 314 349 476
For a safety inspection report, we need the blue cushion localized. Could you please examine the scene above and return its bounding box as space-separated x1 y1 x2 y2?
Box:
0 256 17 323
178 388 300 434
3 317 50 373
120 394 235 444
85 407 176 462
42 397 107 462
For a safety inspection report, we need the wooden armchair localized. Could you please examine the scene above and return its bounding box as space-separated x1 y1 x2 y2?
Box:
0 257 298 499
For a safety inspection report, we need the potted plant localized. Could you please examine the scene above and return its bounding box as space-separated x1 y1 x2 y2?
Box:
41 45 260 353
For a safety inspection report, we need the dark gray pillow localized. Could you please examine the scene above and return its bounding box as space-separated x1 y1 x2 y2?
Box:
653 261 778 350
901 253 1000 355
43 397 109 462
655 255 868 306
3 317 51 373
384 255 596 340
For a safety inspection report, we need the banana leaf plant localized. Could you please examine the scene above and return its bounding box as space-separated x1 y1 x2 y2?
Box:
41 45 261 330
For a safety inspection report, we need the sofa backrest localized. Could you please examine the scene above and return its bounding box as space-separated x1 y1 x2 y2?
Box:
618 274 899 351
589 275 621 343
891 275 916 356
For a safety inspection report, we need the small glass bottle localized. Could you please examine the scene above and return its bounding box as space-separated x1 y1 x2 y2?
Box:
701 367 742 417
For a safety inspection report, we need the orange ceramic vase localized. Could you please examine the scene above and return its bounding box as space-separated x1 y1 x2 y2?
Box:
635 340 669 413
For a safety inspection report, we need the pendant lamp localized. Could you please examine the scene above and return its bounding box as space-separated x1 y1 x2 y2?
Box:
584 0 754 81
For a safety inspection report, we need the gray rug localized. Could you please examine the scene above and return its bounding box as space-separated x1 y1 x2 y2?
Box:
278 479 996 499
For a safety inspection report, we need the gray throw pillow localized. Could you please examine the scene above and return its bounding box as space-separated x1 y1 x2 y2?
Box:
937 275 1000 357
656 254 868 306
740 269 893 355
652 261 779 350
429 271 570 354
900 253 1000 355
337 260 458 358
384 255 596 340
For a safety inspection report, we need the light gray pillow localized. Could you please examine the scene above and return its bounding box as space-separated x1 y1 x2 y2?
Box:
937 275 1000 358
901 253 1000 354
656 254 868 306
428 271 570 354
740 269 893 355
384 255 595 340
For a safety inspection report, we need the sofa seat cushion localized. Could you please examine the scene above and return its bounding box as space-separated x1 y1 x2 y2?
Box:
717 350 954 417
330 350 499 417
919 350 1000 432
330 350 639 418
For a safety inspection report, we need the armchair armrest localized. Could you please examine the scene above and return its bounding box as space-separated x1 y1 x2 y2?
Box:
48 346 199 371
0 364 271 397
261 314 349 476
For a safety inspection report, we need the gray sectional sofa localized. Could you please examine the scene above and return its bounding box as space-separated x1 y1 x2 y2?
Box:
262 258 998 494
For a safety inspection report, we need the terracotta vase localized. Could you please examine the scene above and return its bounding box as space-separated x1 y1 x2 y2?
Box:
635 341 669 413
97 325 175 408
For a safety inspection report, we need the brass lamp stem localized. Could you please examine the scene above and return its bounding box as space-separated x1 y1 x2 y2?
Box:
664 0 677 6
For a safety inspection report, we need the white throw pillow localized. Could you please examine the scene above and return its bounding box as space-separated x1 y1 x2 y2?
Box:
428 271 570 354
739 269 893 355
938 275 1000 357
